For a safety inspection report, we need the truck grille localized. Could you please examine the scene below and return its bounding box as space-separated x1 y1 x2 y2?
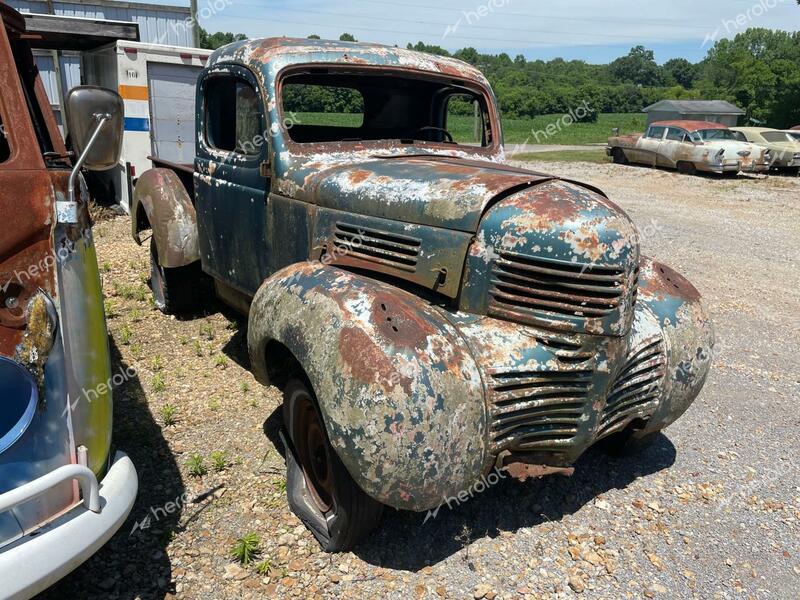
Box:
488 250 629 323
333 222 421 273
599 337 666 435
488 368 593 453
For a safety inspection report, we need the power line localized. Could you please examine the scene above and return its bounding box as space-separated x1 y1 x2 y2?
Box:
227 2 701 41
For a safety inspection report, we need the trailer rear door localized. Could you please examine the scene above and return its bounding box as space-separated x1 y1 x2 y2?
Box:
147 62 202 165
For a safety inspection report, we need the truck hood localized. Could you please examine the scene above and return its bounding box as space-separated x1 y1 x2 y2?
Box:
296 154 598 232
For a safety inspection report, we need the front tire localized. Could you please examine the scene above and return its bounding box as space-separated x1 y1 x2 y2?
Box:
282 379 383 552
149 238 202 315
611 147 629 165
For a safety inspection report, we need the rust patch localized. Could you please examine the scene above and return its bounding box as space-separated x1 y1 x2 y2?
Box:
338 325 413 394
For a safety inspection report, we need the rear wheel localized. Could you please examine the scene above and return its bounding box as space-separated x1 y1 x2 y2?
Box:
149 238 203 315
611 147 629 165
283 378 383 552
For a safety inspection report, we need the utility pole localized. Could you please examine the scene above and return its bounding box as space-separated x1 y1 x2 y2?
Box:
190 0 200 48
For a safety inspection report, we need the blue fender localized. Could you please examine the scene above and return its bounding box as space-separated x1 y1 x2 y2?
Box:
636 257 715 433
247 263 488 512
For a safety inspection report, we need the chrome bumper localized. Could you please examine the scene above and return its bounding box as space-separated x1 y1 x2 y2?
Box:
0 452 137 600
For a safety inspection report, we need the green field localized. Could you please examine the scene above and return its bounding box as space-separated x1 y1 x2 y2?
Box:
293 112 646 146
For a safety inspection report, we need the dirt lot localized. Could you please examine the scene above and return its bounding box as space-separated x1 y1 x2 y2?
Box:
44 163 799 599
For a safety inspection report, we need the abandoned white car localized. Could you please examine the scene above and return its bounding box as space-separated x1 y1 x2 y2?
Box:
607 120 771 175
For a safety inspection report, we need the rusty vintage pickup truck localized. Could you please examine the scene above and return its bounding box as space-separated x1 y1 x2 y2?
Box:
133 38 714 551
607 120 771 175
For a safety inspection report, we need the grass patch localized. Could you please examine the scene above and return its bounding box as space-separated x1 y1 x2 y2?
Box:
512 149 610 164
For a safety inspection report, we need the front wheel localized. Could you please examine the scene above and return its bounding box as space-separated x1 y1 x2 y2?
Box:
282 379 384 551
149 238 203 315
611 147 629 165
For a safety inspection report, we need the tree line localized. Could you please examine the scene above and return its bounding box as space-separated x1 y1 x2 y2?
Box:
198 28 800 128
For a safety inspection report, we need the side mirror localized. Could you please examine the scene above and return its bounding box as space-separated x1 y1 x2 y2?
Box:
65 86 124 171
612 127 620 136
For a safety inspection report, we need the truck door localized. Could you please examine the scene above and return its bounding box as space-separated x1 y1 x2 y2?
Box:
194 65 271 296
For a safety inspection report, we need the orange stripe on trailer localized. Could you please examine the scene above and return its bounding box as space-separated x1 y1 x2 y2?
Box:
118 85 148 101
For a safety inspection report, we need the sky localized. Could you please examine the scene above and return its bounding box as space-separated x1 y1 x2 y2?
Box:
180 0 800 63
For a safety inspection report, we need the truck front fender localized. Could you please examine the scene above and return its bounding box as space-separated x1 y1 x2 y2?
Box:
248 263 488 512
131 169 199 268
637 257 715 433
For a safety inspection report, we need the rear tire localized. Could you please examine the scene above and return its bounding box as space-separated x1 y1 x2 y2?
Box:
282 378 384 552
149 238 203 315
611 148 629 165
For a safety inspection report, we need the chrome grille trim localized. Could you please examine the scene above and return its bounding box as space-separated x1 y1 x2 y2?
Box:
488 368 593 452
489 250 628 321
599 337 666 435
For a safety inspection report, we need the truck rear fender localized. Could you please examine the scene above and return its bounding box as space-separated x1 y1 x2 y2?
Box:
247 263 489 512
131 168 199 268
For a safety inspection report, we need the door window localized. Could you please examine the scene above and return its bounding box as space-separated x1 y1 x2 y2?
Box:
0 114 9 162
665 128 686 141
204 76 263 156
646 126 666 139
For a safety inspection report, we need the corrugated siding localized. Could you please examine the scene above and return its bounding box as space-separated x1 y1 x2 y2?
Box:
7 0 193 46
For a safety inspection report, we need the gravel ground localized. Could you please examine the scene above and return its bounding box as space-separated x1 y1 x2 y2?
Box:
43 163 799 600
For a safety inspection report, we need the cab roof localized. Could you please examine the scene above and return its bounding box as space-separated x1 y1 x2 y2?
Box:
651 120 729 132
208 37 489 86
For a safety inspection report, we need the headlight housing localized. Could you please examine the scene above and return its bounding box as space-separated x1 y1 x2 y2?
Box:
0 357 38 454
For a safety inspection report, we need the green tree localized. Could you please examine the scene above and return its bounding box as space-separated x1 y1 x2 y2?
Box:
339 33 357 42
609 46 665 87
197 27 246 50
662 58 698 88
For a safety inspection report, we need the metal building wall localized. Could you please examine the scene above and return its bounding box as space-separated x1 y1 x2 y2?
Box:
8 0 193 46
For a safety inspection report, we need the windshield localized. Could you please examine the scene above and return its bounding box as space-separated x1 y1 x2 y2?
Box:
788 132 800 142
280 70 493 148
697 129 740 142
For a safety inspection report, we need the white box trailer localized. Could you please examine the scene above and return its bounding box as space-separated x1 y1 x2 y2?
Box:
83 40 211 211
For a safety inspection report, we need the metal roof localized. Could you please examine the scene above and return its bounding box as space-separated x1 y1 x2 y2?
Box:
22 11 139 50
643 100 745 115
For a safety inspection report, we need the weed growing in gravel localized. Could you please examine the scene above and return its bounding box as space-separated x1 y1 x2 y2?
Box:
210 450 229 472
186 454 207 477
130 343 143 360
151 355 164 372
232 533 261 565
120 324 133 345
255 559 272 575
200 324 215 340
209 399 220 411
249 398 258 408
193 340 203 357
133 285 149 302
152 373 166 393
159 404 177 426
130 308 143 322
274 478 287 493
101 261 111 273
104 299 118 318
180 336 189 345
240 381 249 394
214 354 229 369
